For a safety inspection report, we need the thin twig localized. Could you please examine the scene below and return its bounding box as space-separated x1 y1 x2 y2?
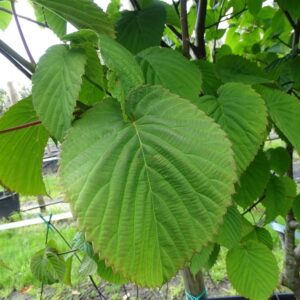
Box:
0 121 41 134
242 196 265 216
83 75 112 97
42 219 106 300
283 10 296 29
205 8 247 29
212 0 225 62
58 249 79 256
11 0 35 64
21 200 64 212
194 0 207 59
0 7 47 27
180 0 190 58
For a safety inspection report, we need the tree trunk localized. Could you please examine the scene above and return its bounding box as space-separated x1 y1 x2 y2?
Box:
181 267 206 299
37 195 46 213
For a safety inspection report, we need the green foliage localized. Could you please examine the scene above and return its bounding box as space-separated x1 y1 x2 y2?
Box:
32 0 115 37
195 83 267 174
226 240 279 300
31 242 66 284
136 47 202 100
234 151 270 208
0 1 12 30
60 85 236 286
0 98 48 195
116 5 166 54
32 45 86 140
1 0 300 297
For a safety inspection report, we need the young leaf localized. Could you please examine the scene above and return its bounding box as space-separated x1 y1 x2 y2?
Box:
99 35 144 102
64 256 73 286
226 240 279 300
0 1 12 30
0 98 48 195
136 47 202 101
216 206 242 249
60 85 236 286
257 86 300 156
31 246 66 284
195 83 267 175
266 147 291 176
78 255 97 277
216 55 269 84
31 0 115 37
116 5 166 54
263 175 296 223
190 244 214 276
32 45 86 141
242 227 273 249
234 151 270 208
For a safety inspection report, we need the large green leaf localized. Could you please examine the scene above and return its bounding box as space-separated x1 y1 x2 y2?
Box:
248 0 262 15
226 240 279 300
0 98 48 195
61 85 236 286
234 151 270 208
0 1 12 30
97 258 127 284
263 175 296 223
195 83 267 175
216 206 242 249
32 0 115 37
32 45 86 141
99 35 144 102
257 86 300 155
216 55 269 84
31 246 66 284
136 47 202 101
116 5 166 54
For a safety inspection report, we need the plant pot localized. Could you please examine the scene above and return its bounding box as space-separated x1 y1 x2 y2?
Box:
208 293 295 300
0 191 20 219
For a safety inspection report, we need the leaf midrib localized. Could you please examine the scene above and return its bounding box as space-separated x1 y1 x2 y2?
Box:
131 121 163 278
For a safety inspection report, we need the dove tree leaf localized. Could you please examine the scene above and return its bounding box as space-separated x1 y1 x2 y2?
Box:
60 85 236 286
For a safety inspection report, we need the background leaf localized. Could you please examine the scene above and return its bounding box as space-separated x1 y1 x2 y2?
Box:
32 0 115 37
136 47 202 100
116 5 166 54
32 45 86 140
0 98 48 195
195 83 267 175
226 240 279 300
234 151 270 208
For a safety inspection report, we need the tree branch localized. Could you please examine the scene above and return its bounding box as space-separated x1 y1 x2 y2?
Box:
284 10 296 29
242 195 265 216
0 121 41 134
205 8 247 29
0 7 47 27
194 0 207 59
0 39 35 73
0 47 32 79
180 0 190 58
129 0 141 10
292 21 300 56
11 0 35 65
